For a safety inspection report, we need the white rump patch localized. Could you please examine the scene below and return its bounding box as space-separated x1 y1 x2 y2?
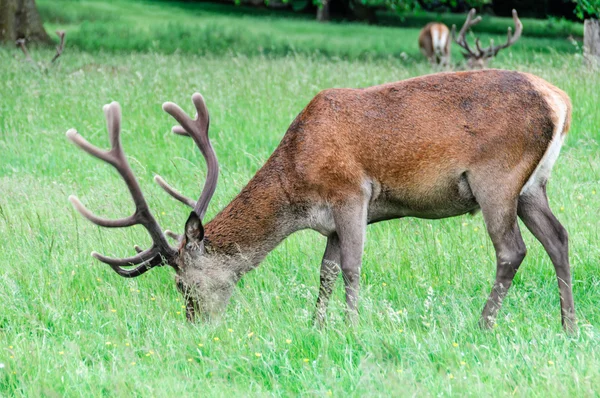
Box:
520 90 567 196
432 27 447 56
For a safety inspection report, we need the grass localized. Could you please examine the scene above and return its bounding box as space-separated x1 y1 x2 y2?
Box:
36 0 583 61
1 1 600 396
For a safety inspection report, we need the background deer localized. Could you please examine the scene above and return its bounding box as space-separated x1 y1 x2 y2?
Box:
418 22 451 67
67 69 575 332
452 9 523 69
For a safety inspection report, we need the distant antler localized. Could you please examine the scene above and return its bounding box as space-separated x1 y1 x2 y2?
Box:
451 8 482 60
16 38 34 64
155 93 219 222
452 9 522 68
484 10 523 58
16 31 67 69
67 102 177 277
50 31 66 63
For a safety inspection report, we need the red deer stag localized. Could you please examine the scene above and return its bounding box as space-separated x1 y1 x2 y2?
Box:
67 69 575 332
419 22 451 67
452 9 523 69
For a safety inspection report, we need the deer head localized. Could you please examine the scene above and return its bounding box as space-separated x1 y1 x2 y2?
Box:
67 94 236 321
451 9 522 69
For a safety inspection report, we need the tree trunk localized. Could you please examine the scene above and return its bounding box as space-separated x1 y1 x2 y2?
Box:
317 0 330 22
0 0 51 44
584 19 600 66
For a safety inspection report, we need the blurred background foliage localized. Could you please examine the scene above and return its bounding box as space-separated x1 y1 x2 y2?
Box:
159 0 591 23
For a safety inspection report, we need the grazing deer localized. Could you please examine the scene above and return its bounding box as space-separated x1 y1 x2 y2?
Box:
419 22 451 67
67 69 575 332
452 9 522 69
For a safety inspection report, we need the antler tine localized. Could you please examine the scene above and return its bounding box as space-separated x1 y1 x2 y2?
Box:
69 195 137 227
67 102 177 277
154 175 196 208
485 9 523 58
92 246 160 266
16 38 34 63
93 249 166 278
162 93 219 220
452 8 483 57
50 31 65 64
165 230 183 242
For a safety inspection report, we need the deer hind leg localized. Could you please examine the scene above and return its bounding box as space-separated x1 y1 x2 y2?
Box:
313 233 341 328
332 198 368 325
477 192 527 329
518 186 576 333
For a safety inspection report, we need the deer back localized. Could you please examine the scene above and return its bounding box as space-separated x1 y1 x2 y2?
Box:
263 70 570 210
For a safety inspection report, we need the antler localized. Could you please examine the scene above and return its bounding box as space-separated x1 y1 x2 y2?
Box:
484 9 523 58
451 8 483 59
16 38 33 64
67 102 177 278
452 9 522 66
50 31 66 63
155 93 219 222
16 31 66 67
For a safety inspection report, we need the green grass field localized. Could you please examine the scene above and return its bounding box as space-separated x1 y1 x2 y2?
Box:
0 0 599 396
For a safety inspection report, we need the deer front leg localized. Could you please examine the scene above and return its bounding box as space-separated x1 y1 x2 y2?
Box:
333 200 367 325
313 234 341 328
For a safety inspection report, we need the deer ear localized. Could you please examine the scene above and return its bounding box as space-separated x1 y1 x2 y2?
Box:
185 211 204 242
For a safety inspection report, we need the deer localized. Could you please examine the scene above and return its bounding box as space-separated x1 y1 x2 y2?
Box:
67 68 575 333
452 9 523 69
419 22 451 67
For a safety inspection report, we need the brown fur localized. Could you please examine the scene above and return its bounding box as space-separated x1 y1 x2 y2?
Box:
207 69 563 241
189 69 574 330
71 69 574 329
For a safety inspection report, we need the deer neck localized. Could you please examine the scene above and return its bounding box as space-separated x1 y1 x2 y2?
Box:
202 163 301 275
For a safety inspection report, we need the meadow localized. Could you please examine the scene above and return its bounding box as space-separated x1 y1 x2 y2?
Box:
0 0 599 396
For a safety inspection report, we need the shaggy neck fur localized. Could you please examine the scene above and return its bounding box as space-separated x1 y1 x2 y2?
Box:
202 156 302 275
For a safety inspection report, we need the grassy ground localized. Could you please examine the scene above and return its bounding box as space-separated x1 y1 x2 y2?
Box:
37 0 583 61
1 1 599 396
